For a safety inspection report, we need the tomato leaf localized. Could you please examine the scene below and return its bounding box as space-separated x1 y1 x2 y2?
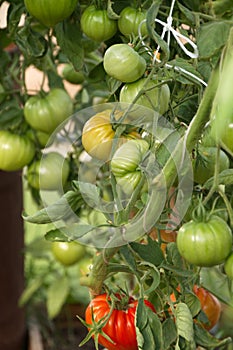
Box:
136 298 163 350
119 245 138 273
200 267 232 304
162 318 177 350
204 168 233 188
130 236 164 266
175 302 195 346
55 21 84 71
177 3 196 25
23 190 83 224
46 275 70 319
19 277 44 306
194 322 232 348
168 58 203 85
45 224 94 242
184 292 201 317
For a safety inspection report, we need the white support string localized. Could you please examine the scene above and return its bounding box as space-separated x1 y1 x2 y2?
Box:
138 0 207 87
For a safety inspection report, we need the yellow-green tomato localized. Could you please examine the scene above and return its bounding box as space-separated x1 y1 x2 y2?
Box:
27 152 70 191
0 130 35 171
103 44 147 83
52 241 86 266
120 78 170 115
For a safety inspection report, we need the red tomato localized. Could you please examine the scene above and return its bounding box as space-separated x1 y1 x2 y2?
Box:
85 293 156 350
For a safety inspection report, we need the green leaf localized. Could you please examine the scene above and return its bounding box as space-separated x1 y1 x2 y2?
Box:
184 292 201 317
204 169 233 189
197 21 231 59
55 21 84 71
15 25 48 58
177 2 196 25
177 94 198 123
75 181 102 208
162 318 177 350
19 277 44 306
45 224 93 242
136 298 163 350
0 100 24 129
130 236 164 267
119 245 138 273
200 267 232 304
25 237 52 258
168 58 204 85
194 322 232 348
23 191 83 224
46 275 70 319
175 302 195 346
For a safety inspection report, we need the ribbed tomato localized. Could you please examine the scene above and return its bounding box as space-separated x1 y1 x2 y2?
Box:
85 293 156 350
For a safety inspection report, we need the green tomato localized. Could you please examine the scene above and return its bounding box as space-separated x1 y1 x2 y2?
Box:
81 5 117 42
27 152 70 191
103 44 147 83
224 252 233 280
52 241 86 266
177 216 232 267
211 116 233 154
0 130 35 171
118 7 148 37
62 64 85 84
24 0 78 27
24 88 73 134
111 139 149 195
120 78 170 115
193 146 230 184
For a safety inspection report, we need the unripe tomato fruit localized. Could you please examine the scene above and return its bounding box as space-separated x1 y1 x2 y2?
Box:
27 152 70 191
177 215 232 267
24 88 73 134
85 293 156 350
193 285 221 330
193 146 229 184
118 7 148 37
62 64 84 84
81 5 117 42
81 109 140 161
224 252 233 280
120 78 170 115
52 241 86 266
103 44 146 83
0 130 35 171
24 0 78 27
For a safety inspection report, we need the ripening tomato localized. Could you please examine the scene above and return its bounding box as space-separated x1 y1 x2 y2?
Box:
24 0 78 27
52 241 86 266
177 215 232 267
0 130 35 171
118 7 148 37
193 146 229 184
103 44 147 83
81 109 140 161
120 78 170 115
24 88 73 134
81 5 117 42
27 152 70 190
111 139 149 195
85 293 156 350
193 285 221 330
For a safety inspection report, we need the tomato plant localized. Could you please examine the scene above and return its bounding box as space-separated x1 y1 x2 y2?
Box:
177 215 232 267
24 89 73 134
51 241 86 266
85 293 156 350
24 0 78 27
111 139 149 195
0 130 35 171
120 78 170 115
118 7 148 37
27 152 70 190
193 285 222 330
193 146 230 184
81 109 140 161
103 44 147 83
81 5 117 42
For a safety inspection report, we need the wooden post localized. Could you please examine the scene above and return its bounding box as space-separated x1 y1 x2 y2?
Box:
0 170 26 350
